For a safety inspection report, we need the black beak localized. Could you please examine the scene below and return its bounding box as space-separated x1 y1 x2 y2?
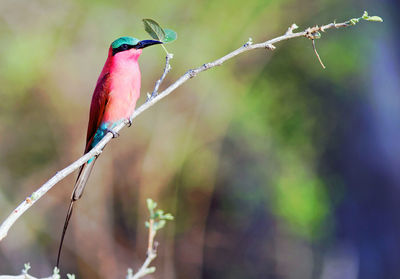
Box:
134 40 163 49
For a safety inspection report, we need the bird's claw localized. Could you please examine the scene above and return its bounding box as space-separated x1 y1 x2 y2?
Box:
106 129 119 138
127 118 133 127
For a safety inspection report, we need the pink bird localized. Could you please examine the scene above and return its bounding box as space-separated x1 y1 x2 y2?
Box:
57 37 162 267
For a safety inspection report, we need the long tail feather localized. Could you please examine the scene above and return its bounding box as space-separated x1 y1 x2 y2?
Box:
56 199 74 267
56 158 97 267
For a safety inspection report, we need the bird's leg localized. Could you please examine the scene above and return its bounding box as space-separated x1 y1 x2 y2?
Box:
106 129 119 138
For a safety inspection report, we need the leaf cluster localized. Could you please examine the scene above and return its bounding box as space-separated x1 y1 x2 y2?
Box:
349 11 383 25
142 19 177 55
145 198 174 231
142 19 177 43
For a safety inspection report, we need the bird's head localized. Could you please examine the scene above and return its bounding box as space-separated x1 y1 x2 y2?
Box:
109 36 162 60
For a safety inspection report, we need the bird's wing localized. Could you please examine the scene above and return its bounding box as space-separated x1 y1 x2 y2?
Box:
85 72 111 152
57 72 112 267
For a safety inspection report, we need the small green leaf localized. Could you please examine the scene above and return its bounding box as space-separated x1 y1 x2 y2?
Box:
154 219 166 230
53 267 60 274
67 274 75 279
146 198 157 211
349 18 359 25
155 209 164 217
53 267 61 279
162 213 174 220
143 19 165 42
362 11 369 19
365 15 383 22
127 268 134 278
146 266 156 273
163 29 177 43
23 263 31 273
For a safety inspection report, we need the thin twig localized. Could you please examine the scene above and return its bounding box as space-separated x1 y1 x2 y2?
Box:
312 39 326 69
148 53 173 100
0 17 363 242
129 219 158 279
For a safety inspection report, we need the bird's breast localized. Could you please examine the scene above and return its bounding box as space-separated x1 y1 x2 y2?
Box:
102 64 141 123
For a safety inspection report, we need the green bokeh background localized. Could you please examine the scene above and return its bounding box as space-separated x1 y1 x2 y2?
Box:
0 0 397 278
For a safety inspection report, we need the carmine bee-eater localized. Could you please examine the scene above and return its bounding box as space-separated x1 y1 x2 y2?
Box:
57 36 162 267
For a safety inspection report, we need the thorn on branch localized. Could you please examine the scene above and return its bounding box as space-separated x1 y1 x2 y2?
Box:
286 23 299 35
265 44 276 50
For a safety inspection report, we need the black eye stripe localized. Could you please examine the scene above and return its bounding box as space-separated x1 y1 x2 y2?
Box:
112 44 137 56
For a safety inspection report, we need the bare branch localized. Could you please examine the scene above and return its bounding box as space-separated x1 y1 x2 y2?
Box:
0 15 375 242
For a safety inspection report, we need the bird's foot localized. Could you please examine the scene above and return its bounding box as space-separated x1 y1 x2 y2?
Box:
127 117 133 127
106 129 119 138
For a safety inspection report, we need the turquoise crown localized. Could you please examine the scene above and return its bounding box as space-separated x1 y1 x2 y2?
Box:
111 36 140 49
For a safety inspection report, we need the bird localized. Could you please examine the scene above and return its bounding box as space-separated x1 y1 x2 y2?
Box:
56 36 162 267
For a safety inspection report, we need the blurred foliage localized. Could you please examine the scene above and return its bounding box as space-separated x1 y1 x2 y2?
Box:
0 0 396 279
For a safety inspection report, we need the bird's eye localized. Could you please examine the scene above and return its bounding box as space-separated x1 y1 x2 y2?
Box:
121 44 129 50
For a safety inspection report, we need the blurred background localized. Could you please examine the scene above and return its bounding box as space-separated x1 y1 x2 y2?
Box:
0 0 398 278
